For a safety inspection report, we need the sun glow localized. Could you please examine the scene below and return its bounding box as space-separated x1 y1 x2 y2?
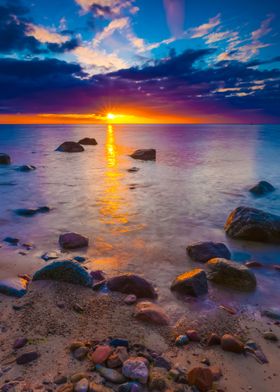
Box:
107 112 116 121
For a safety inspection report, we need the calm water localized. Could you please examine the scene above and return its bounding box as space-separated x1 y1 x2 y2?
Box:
1 124 280 316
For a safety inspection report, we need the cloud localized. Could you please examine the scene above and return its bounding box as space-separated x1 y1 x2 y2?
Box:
251 14 274 41
189 14 221 38
75 0 137 18
93 17 130 46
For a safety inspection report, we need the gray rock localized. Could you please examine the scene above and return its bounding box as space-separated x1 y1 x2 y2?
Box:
249 181 275 196
59 232 89 249
187 241 231 263
122 357 149 384
32 260 91 286
78 138 97 145
0 153 11 164
56 142 84 152
207 258 257 291
130 149 156 161
225 206 280 243
107 273 157 299
170 269 208 296
0 277 28 297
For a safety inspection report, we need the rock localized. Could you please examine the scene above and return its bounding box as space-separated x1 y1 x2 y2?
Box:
124 294 137 305
175 335 189 346
130 149 156 161
73 346 89 360
15 206 50 217
73 303 84 313
96 365 125 383
69 342 85 352
78 138 98 146
13 337 28 349
206 333 221 346
263 332 278 341
170 269 208 297
59 232 89 249
209 366 222 381
54 376 68 385
42 251 60 261
187 367 213 392
110 338 129 348
89 383 112 392
186 330 201 342
74 378 89 392
225 206 280 243
33 260 91 286
107 347 129 368
90 345 113 364
118 382 143 392
261 308 280 320
122 357 149 384
207 258 257 291
221 334 244 353
0 153 11 164
74 256 86 263
56 142 84 153
187 241 231 263
273 265 280 272
70 373 88 383
245 261 263 268
0 277 28 297
153 356 171 371
3 237 19 245
90 270 106 282
16 165 36 172
107 273 157 299
135 301 169 325
16 351 39 364
149 367 167 391
201 358 211 366
57 384 74 392
244 341 269 364
249 181 275 196
127 167 140 173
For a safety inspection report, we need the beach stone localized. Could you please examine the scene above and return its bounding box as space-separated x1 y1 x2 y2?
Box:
69 341 85 352
170 269 208 297
245 261 263 268
74 346 89 360
249 181 275 196
209 366 222 381
124 294 137 305
261 308 280 320
207 258 257 291
0 153 11 164
54 376 68 385
110 338 129 348
107 347 129 368
89 383 111 392
96 365 126 383
16 165 36 172
149 367 167 390
263 332 278 341
42 251 60 261
127 167 140 173
59 232 89 249
207 333 221 346
33 260 91 286
0 277 28 297
221 334 244 353
90 270 105 282
57 384 74 392
70 373 88 383
13 337 28 349
153 356 171 371
16 351 39 364
107 273 157 299
175 335 189 346
78 137 97 145
74 378 89 392
135 301 169 325
74 256 86 263
56 142 84 153
186 330 200 342
188 367 213 392
225 206 280 243
3 237 19 245
130 149 156 161
122 357 149 384
118 382 143 392
90 345 113 364
187 241 231 263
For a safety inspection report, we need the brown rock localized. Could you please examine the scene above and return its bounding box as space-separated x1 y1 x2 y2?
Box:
171 269 208 297
188 367 213 392
221 334 244 353
207 333 221 346
107 273 157 298
130 149 156 161
57 384 74 392
56 141 84 153
59 232 89 249
78 138 97 146
90 345 113 364
209 366 222 381
135 301 169 325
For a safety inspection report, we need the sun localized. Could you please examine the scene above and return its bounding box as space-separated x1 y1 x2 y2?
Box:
107 112 116 121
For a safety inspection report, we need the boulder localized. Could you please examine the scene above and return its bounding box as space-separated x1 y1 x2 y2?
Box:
16 165 36 172
107 273 157 299
221 334 244 353
130 149 156 161
56 142 84 153
187 367 213 392
32 260 91 286
170 269 208 296
78 137 97 145
0 277 28 297
135 301 169 325
0 153 11 164
122 357 149 384
225 206 280 243
187 241 231 263
249 181 275 196
207 258 256 291
59 232 89 249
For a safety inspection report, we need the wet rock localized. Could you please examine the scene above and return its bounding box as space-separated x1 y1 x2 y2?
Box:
56 142 84 153
153 356 171 371
149 367 167 391
59 232 89 249
33 260 91 286
107 273 157 299
187 367 213 392
207 258 256 291
135 301 169 325
261 308 280 320
130 149 156 161
42 251 60 261
221 334 244 353
54 376 68 385
127 167 140 173
15 206 50 217
90 345 113 364
16 165 36 172
13 337 28 349
3 237 19 245
90 270 106 282
16 351 39 364
78 138 98 146
74 256 86 263
186 330 200 342
263 332 278 341
249 181 275 196
187 241 231 263
107 347 129 368
57 384 74 392
0 153 11 164
224 206 280 243
74 378 89 392
124 294 137 305
0 277 28 297
110 338 129 348
122 357 149 384
209 366 222 381
74 346 89 360
96 365 125 383
245 261 263 268
170 269 208 297
206 333 221 346
175 335 189 346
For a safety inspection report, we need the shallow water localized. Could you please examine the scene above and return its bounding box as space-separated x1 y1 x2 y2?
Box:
1 124 280 316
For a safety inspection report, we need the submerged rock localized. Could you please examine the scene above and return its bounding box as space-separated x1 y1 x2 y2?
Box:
59 232 89 249
107 273 157 299
3 237 19 245
249 181 275 196
0 277 28 297
78 137 97 145
225 206 280 243
221 334 244 353
130 149 156 161
170 269 208 296
15 206 50 217
187 367 213 392
122 357 149 384
207 258 257 291
0 153 11 164
32 260 91 286
16 165 36 172
135 301 169 325
56 142 84 153
187 241 231 263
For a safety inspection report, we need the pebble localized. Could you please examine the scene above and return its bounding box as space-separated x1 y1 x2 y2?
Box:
207 333 221 346
16 351 39 364
3 237 19 245
124 294 137 305
188 367 213 392
73 303 84 313
209 365 222 381
90 345 113 364
175 335 189 346
153 356 171 370
107 347 129 368
54 376 68 385
13 337 28 349
74 378 89 392
110 338 129 348
57 384 74 392
73 346 89 360
186 330 200 342
96 365 125 383
263 332 278 341
122 357 149 384
74 256 87 263
221 334 244 353
118 382 143 392
70 374 88 383
42 251 60 261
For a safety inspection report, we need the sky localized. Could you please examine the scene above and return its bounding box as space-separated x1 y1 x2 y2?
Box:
0 0 280 124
